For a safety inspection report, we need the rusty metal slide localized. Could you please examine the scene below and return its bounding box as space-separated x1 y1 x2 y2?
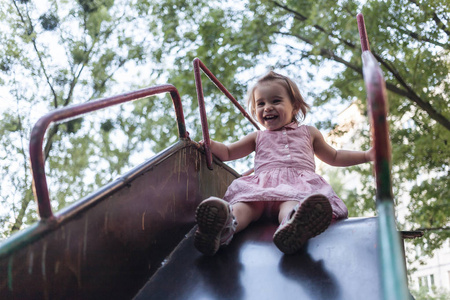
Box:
0 140 240 299
0 14 412 300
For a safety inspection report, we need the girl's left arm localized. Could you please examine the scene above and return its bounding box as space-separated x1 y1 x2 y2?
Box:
308 126 374 167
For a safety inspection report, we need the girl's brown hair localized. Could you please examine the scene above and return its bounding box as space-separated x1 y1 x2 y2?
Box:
247 71 310 123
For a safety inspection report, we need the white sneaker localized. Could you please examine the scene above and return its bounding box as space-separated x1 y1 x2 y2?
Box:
273 194 332 254
194 197 237 256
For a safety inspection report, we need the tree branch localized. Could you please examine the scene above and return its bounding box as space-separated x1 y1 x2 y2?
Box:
11 3 66 163
10 188 33 232
10 83 35 232
408 0 450 37
372 52 450 130
416 227 450 232
12 1 60 109
394 26 448 49
43 124 59 161
90 58 126 100
271 0 357 49
272 2 450 131
275 30 314 45
276 29 450 130
323 48 450 130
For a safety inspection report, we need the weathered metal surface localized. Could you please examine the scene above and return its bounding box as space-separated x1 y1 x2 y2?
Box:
358 14 393 202
357 13 370 52
193 58 260 170
358 13 410 300
134 218 381 300
0 142 239 299
29 84 188 220
361 51 393 201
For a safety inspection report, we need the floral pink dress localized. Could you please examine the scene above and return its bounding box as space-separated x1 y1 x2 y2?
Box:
223 122 348 220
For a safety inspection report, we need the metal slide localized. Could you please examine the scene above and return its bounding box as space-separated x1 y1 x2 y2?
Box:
134 218 382 300
0 14 413 300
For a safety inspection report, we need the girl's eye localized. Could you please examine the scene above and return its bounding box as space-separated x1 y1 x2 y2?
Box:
257 102 264 107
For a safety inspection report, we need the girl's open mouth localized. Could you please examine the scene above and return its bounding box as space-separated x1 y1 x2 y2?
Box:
264 115 278 120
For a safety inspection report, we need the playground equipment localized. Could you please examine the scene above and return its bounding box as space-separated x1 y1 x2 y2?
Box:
0 14 415 299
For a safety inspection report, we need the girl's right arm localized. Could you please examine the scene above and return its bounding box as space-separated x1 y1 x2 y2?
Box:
208 131 257 162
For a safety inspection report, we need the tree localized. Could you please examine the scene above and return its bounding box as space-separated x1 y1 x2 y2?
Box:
147 0 449 256
0 0 160 237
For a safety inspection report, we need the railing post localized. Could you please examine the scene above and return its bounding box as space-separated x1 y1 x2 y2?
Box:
192 58 260 170
193 59 214 170
357 13 411 300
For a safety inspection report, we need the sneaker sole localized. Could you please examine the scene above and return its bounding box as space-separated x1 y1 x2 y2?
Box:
194 198 230 256
273 194 332 254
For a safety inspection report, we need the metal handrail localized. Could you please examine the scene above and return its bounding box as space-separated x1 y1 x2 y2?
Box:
29 84 187 220
357 13 410 300
193 58 260 170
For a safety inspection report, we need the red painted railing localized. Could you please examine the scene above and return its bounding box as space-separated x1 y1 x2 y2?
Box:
29 84 187 220
193 58 260 169
357 13 393 203
357 13 409 300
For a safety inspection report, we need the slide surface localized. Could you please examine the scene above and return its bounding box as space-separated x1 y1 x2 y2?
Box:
134 217 381 300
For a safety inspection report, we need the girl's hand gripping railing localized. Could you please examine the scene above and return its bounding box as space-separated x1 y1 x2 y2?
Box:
29 84 187 220
193 58 260 170
357 13 410 300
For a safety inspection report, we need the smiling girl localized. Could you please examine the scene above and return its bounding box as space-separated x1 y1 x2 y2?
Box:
194 71 374 256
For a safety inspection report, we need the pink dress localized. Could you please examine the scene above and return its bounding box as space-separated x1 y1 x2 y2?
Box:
223 122 348 219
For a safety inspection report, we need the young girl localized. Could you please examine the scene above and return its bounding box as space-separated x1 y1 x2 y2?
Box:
195 71 374 255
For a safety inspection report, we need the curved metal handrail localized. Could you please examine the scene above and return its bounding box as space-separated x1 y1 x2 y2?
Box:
29 84 188 220
357 13 410 300
357 14 392 202
193 58 260 170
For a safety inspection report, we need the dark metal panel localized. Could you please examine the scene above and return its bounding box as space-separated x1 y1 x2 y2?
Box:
134 217 381 300
0 143 238 299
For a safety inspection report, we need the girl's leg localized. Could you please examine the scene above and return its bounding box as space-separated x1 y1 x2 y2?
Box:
277 200 298 223
194 198 263 255
232 201 265 233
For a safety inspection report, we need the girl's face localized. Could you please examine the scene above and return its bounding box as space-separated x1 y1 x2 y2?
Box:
254 81 295 131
